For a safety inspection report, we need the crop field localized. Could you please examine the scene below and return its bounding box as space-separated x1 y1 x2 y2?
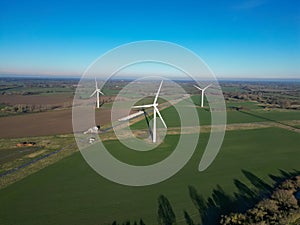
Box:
0 79 300 224
2 0 300 222
0 94 73 105
0 127 299 224
226 100 263 110
0 108 112 138
1 94 297 139
131 95 300 130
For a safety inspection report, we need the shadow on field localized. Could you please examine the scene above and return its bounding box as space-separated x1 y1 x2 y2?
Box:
109 169 300 225
184 169 300 225
239 110 299 129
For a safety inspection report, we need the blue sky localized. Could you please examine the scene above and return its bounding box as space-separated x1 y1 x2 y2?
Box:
0 0 299 78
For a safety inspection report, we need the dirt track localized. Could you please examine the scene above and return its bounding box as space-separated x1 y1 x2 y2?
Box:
0 108 112 138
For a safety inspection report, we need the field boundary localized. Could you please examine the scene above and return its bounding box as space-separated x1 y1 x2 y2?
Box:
99 120 300 141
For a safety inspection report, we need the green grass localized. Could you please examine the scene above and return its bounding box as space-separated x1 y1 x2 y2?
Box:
131 105 182 129
134 96 167 106
226 110 300 124
103 134 180 166
131 97 300 130
101 88 121 96
0 127 300 224
226 100 263 110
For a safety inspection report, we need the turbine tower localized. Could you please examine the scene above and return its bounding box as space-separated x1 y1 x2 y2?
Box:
194 84 211 107
90 78 104 108
132 80 167 143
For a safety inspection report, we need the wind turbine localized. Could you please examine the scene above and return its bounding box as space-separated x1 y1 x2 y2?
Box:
194 84 211 107
132 80 167 143
90 78 104 108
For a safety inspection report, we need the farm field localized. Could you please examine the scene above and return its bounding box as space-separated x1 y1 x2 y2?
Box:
0 127 299 225
0 94 73 105
0 108 112 138
131 96 300 130
3 94 299 139
0 78 300 224
2 0 300 224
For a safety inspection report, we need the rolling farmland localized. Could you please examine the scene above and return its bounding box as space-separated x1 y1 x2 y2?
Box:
0 128 299 224
0 78 300 224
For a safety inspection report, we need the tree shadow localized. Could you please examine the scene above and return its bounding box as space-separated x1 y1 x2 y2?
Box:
186 169 300 225
269 169 300 186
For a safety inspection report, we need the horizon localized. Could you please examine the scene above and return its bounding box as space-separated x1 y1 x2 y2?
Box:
1 73 300 82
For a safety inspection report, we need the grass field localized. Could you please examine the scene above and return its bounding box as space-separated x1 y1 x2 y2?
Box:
131 96 300 130
0 127 299 225
1 81 300 224
226 100 263 110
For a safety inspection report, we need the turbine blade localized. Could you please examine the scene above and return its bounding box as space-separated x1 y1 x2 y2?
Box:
132 104 154 109
99 91 104 95
194 85 203 91
90 90 97 97
154 80 163 104
154 106 167 128
203 84 212 90
95 77 98 89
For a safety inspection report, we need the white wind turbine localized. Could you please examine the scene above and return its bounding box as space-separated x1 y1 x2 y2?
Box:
132 80 167 143
194 84 212 107
90 78 104 108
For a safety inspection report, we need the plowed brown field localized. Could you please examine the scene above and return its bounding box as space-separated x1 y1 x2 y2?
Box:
0 108 112 138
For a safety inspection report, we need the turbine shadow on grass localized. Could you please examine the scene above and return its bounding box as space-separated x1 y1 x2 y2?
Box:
143 109 153 140
238 110 299 130
99 101 105 107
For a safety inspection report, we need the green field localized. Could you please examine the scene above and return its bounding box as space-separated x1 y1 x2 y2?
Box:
131 96 300 130
1 82 300 224
0 127 299 225
226 100 263 110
